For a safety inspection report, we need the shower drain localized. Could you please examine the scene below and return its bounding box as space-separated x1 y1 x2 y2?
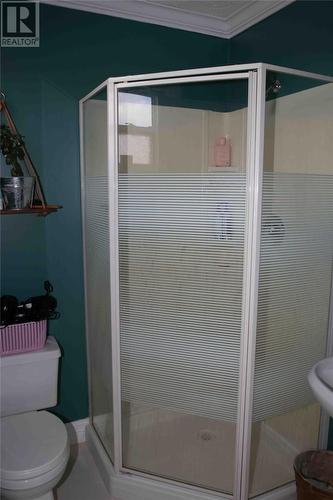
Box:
198 429 217 441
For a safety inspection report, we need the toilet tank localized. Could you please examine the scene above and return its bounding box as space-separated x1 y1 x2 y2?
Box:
0 336 61 417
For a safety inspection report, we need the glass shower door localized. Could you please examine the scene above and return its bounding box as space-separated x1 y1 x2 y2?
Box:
82 88 114 461
116 77 251 494
249 73 333 497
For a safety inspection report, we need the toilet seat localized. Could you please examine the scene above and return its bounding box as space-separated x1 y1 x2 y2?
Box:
1 410 69 490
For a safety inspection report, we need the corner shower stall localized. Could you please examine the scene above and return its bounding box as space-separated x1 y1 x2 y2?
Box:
80 63 333 500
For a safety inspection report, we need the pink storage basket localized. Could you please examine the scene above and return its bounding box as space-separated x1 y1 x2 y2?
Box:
0 320 47 356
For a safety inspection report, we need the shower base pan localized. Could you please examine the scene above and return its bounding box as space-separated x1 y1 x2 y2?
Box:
86 424 297 500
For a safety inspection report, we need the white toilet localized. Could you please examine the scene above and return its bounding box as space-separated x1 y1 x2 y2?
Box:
0 337 70 500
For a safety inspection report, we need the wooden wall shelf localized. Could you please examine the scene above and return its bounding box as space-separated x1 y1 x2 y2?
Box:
0 205 62 216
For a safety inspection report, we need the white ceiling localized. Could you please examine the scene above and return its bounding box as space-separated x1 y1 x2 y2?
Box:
42 0 294 39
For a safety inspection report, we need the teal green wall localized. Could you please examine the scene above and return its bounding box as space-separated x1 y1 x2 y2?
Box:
1 54 47 300
1 216 46 298
1 4 230 422
231 1 333 75
1 1 333 447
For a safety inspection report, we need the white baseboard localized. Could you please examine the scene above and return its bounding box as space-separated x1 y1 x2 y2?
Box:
66 417 89 444
86 424 296 500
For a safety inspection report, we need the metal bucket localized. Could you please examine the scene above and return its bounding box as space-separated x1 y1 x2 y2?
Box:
0 177 35 209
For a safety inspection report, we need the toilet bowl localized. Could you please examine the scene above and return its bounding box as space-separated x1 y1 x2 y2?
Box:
0 411 69 500
0 338 70 500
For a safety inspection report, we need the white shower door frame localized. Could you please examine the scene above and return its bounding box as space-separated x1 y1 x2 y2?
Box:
80 62 333 500
108 65 263 500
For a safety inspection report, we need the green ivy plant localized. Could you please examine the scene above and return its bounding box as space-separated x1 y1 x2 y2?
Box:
0 125 25 176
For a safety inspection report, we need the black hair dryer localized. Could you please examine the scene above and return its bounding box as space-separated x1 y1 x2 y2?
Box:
22 281 59 321
0 295 19 325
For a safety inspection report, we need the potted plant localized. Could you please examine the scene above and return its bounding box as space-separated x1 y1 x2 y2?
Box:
0 125 35 209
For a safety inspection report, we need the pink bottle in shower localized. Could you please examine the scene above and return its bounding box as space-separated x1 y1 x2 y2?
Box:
214 136 231 167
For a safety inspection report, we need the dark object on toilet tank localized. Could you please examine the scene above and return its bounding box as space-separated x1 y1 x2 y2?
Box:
0 295 18 325
23 281 59 321
1 282 59 325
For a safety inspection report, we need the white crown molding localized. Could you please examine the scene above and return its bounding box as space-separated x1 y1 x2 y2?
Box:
41 0 294 39
225 0 294 37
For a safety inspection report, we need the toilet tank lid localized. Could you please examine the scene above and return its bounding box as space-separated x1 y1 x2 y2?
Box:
0 336 60 366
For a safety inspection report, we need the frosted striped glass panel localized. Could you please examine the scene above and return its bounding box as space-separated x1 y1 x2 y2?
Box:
83 95 114 461
254 173 333 421
249 173 333 496
249 77 333 497
119 173 246 422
